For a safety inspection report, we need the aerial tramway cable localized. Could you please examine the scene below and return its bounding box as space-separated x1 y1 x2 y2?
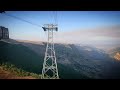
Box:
2 12 43 28
1 11 59 42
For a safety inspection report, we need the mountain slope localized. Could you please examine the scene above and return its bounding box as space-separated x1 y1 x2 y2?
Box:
1 39 120 79
0 40 89 79
108 47 120 61
20 41 118 79
0 40 43 74
114 52 120 61
0 63 39 79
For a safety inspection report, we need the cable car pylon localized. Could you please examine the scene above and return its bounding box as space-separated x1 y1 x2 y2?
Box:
42 24 59 79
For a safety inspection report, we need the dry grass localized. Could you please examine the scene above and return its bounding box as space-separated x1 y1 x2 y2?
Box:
0 63 41 79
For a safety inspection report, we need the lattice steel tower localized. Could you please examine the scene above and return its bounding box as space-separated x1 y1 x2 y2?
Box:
42 24 59 79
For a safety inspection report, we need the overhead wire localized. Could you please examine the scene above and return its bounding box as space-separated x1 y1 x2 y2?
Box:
43 11 59 42
55 11 58 25
1 11 59 42
53 11 58 43
1 12 46 42
53 11 58 25
2 12 43 28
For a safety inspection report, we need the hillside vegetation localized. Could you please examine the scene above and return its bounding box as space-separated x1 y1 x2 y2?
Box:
1 39 120 79
0 62 40 79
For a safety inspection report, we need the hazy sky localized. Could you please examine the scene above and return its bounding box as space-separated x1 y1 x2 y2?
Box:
0 11 120 50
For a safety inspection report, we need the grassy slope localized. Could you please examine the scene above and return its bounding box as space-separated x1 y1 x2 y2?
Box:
0 41 43 74
0 62 40 79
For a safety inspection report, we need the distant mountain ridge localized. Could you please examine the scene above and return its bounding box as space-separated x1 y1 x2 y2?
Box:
1 39 120 79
